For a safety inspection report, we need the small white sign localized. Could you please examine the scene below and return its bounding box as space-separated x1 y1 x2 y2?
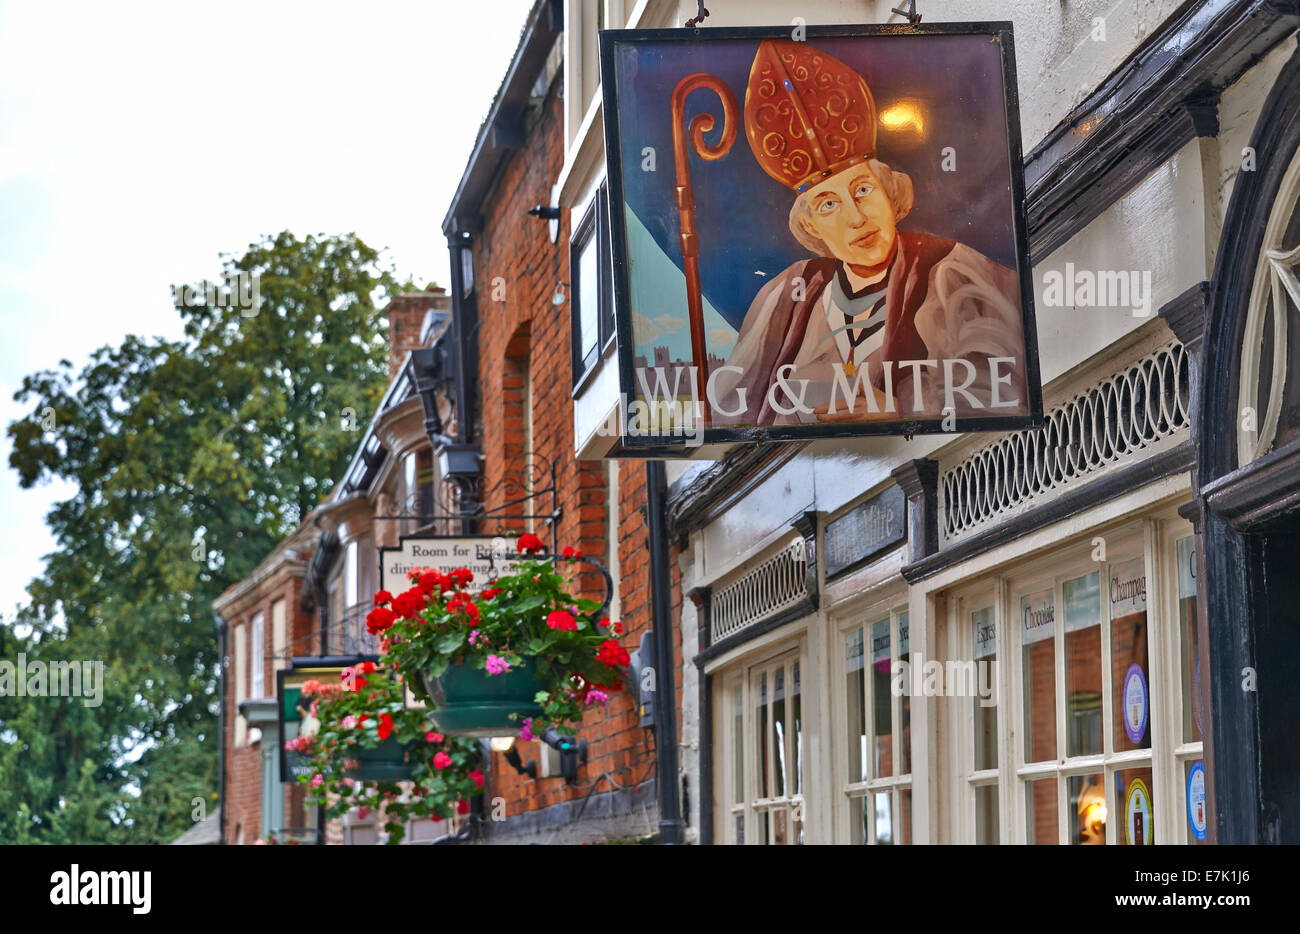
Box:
380 536 521 592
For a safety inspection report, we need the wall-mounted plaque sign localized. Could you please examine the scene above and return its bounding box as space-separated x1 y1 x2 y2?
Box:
824 483 906 578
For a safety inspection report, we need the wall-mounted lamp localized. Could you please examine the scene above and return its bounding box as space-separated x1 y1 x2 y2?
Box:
527 204 562 220
540 726 588 784
436 443 480 481
490 736 538 779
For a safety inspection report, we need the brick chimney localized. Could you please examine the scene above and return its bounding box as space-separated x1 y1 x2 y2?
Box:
386 287 450 382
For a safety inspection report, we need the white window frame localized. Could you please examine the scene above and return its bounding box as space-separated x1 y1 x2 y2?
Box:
834 602 913 845
250 611 265 699
945 582 1009 845
1000 516 1196 845
716 640 807 845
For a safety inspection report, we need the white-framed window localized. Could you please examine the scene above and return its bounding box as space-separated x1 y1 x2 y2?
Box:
250 611 264 699
271 598 287 673
838 605 912 844
233 624 247 747
969 514 1203 845
1166 527 1207 845
717 642 806 845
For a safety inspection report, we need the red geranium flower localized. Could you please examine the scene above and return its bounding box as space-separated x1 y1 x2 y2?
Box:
595 639 630 669
456 800 470 815
365 606 395 634
373 590 393 607
392 587 425 619
418 568 444 593
546 610 578 631
377 713 393 740
481 586 500 601
562 546 583 559
469 769 484 790
517 533 544 554
433 752 452 770
449 568 473 587
360 661 376 674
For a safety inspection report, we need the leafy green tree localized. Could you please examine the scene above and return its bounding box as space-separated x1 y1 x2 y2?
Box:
2 231 417 842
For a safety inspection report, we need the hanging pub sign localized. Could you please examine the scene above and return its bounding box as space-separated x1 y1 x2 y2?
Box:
277 661 348 784
598 23 1042 448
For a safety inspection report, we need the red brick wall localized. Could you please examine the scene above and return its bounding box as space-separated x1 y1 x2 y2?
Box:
470 77 678 831
222 572 317 844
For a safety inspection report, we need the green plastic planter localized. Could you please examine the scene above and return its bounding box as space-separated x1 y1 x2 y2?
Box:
423 659 547 738
351 737 420 782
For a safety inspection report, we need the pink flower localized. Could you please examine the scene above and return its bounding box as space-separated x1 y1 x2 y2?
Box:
433 752 452 770
342 715 357 729
520 718 534 743
469 770 484 789
426 731 444 743
485 654 509 675
342 778 356 787
357 806 371 820
586 690 609 706
310 774 323 788
468 630 479 645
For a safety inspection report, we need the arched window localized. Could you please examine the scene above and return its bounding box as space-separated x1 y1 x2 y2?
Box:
1236 145 1300 465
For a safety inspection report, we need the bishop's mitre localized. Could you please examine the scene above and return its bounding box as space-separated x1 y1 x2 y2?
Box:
744 39 878 193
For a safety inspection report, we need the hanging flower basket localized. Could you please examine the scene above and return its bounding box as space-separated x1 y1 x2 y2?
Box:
373 535 632 743
422 659 547 738
350 736 421 782
293 664 486 844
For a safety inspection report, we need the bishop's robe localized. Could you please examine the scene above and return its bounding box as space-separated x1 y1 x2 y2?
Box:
710 232 1028 426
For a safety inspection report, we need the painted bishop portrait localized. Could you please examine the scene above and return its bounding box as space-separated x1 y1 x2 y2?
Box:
607 31 1037 436
704 39 1029 426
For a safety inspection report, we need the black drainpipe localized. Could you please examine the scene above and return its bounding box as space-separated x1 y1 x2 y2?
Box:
214 611 228 845
646 460 685 844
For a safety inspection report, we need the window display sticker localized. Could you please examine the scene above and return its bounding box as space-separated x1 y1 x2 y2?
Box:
1187 761 1208 841
1123 663 1149 744
1021 589 1054 645
1110 555 1148 617
1125 778 1152 845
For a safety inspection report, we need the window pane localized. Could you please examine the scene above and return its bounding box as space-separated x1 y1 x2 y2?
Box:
1026 778 1058 845
1021 589 1057 762
871 618 893 778
899 611 911 775
849 795 869 845
874 791 893 845
1177 537 1204 744
1069 772 1107 845
900 787 912 845
772 806 788 845
577 234 599 359
973 606 998 771
845 628 867 782
1063 571 1102 757
772 666 787 798
756 671 768 799
1185 759 1208 845
732 683 743 805
735 813 745 846
792 661 803 797
975 784 999 844
1114 766 1154 845
1110 557 1151 752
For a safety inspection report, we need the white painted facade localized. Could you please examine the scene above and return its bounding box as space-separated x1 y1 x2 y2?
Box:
557 0 1299 843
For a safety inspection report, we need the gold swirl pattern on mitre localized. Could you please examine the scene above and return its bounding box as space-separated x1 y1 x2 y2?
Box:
744 39 877 191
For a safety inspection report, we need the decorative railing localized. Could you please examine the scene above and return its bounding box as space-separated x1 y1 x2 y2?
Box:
711 539 809 644
940 340 1190 544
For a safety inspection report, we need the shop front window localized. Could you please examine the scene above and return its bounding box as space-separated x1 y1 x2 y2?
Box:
1003 521 1196 845
719 645 804 845
841 606 911 844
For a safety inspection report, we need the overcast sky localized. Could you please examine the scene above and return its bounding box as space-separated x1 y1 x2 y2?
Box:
0 0 535 619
